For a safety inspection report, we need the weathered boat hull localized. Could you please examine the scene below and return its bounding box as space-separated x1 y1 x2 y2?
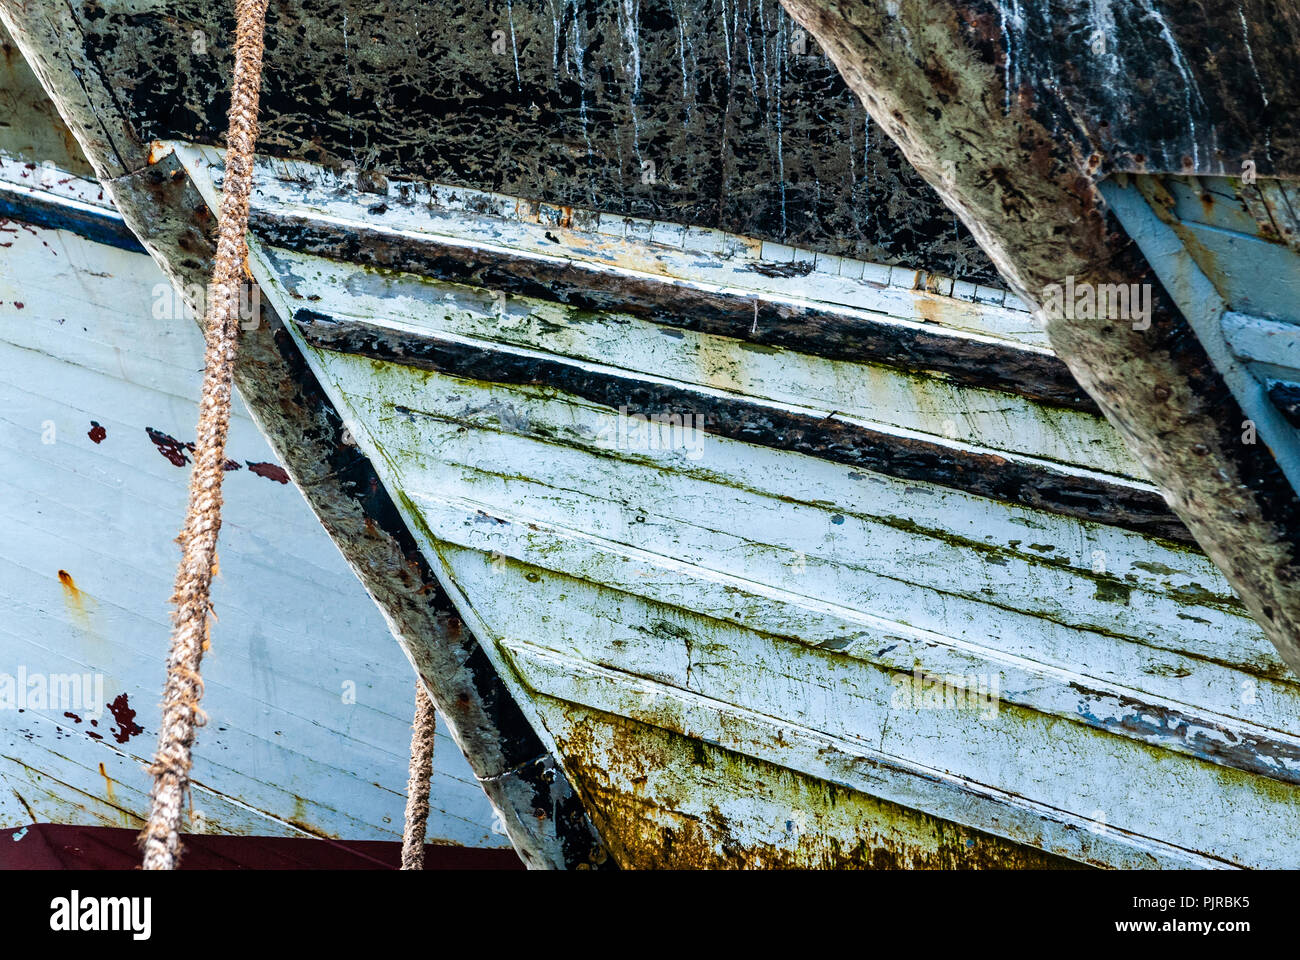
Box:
0 57 513 854
166 144 1295 868
7 0 1300 869
778 0 1300 674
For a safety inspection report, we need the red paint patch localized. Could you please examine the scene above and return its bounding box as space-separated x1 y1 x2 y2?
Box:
146 427 191 466
246 461 290 484
106 693 143 744
145 427 241 470
87 421 106 444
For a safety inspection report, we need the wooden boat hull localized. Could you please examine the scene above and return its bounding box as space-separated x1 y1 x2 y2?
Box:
7 0 1300 869
0 62 512 851
166 146 1297 868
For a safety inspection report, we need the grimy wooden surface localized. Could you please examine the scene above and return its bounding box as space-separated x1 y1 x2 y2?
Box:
177 146 1300 868
778 0 1300 686
10 0 1300 868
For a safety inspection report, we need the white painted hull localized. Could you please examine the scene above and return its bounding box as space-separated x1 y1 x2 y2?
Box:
0 156 511 853
167 146 1299 868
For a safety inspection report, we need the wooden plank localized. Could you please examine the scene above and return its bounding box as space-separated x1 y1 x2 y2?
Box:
295 309 1185 541
412 504 1297 774
507 645 1248 867
541 704 1110 869
1112 178 1300 495
0 173 142 252
250 217 1076 404
384 440 1273 700
1174 219 1300 325
176 143 1063 399
320 355 1217 590
186 146 1034 342
319 352 1276 683
1160 176 1267 237
267 246 1141 477
1222 310 1300 376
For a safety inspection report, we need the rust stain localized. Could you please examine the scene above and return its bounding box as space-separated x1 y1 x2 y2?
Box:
56 569 94 632
106 693 143 744
97 762 115 803
555 708 1081 870
1172 220 1227 288
87 421 106 444
146 141 174 165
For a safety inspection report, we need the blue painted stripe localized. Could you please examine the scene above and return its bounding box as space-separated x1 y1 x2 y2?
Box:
0 183 146 253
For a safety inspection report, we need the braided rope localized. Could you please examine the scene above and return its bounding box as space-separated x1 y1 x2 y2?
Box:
140 0 269 871
400 683 438 869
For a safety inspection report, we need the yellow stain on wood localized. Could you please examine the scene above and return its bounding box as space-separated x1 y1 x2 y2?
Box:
57 569 101 644
97 762 115 803
57 569 88 617
547 704 1085 870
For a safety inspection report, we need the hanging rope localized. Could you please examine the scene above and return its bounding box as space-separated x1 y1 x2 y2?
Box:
400 683 438 869
140 0 270 871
